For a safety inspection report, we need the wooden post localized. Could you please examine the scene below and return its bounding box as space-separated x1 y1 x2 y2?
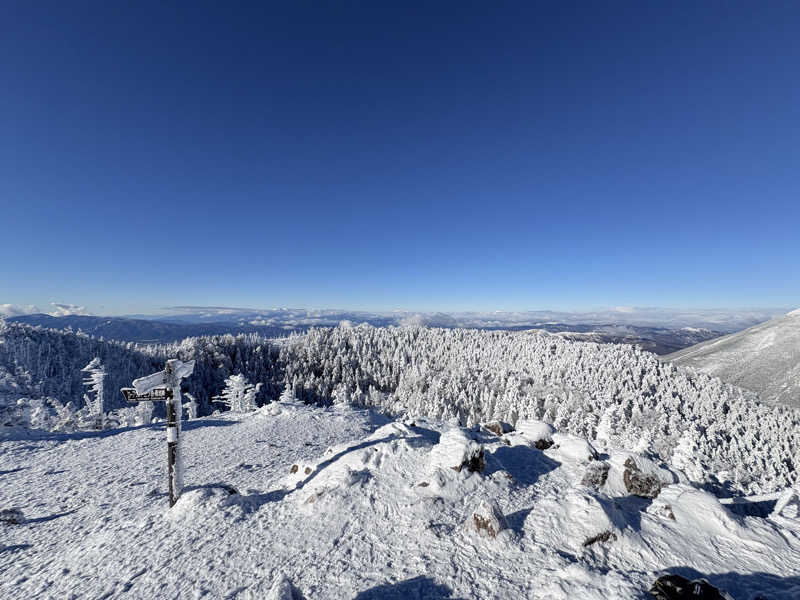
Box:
165 396 179 507
122 358 193 508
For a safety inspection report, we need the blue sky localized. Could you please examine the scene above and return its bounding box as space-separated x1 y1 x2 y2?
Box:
1 2 798 315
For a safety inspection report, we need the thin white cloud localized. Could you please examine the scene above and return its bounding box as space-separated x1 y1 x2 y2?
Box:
48 303 91 317
0 303 42 317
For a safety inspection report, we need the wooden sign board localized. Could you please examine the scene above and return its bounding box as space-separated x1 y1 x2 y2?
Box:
121 387 173 402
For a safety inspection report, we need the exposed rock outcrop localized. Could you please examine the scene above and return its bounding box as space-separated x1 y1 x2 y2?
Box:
580 461 610 489
649 574 732 600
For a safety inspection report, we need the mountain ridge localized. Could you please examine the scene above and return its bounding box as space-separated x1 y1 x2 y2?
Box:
664 307 800 408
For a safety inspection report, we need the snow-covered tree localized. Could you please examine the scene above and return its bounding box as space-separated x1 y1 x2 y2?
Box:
137 401 154 426
184 392 198 420
48 397 78 432
332 383 350 406
279 383 297 404
214 373 259 412
243 382 262 411
671 425 704 483
81 357 106 429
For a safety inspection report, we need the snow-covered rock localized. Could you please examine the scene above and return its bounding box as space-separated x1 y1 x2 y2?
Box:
482 420 513 436
260 402 283 416
465 498 509 539
580 461 610 489
516 420 555 449
603 452 678 498
550 432 598 463
562 489 623 552
429 428 485 473
165 484 241 523
657 484 740 535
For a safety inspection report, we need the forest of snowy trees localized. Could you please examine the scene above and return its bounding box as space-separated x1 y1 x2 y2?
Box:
2 320 798 495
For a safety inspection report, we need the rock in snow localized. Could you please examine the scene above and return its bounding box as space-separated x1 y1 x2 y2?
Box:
656 485 740 536
623 458 664 498
482 420 513 436
0 507 25 525
516 419 555 449
466 498 508 539
429 428 485 473
602 452 678 498
580 461 610 489
649 574 733 600
551 432 598 463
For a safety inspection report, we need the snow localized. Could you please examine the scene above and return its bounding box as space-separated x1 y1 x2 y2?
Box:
550 433 599 463
515 419 555 444
2 403 800 599
665 309 800 408
428 426 484 472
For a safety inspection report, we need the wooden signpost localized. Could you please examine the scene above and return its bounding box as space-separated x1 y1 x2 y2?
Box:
122 359 195 507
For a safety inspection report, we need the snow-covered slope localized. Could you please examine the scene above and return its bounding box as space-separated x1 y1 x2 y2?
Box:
664 309 800 408
5 322 800 495
2 403 799 599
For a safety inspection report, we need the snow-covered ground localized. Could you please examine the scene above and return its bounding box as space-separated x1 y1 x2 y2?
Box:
2 402 799 599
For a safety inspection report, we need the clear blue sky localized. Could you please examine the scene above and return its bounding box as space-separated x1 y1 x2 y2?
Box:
2 2 798 314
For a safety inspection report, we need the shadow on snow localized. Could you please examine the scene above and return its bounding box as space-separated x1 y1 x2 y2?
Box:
353 576 463 600
663 567 800 600
15 418 236 443
486 444 560 486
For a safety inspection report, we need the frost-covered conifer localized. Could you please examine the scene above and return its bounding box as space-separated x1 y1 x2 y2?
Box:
671 425 704 483
214 373 259 412
81 357 106 429
279 383 297 404
137 401 154 426
184 393 198 420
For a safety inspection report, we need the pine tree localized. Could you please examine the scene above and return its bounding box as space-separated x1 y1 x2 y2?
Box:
184 392 198 420
81 357 106 429
214 373 258 412
279 383 297 404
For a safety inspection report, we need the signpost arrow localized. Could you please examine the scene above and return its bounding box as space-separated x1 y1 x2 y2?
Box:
122 359 195 507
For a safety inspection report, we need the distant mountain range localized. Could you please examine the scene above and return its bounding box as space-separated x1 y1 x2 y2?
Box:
664 308 800 408
155 305 785 332
7 312 723 354
5 314 293 343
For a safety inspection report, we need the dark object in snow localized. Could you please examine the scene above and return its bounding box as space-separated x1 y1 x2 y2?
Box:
649 574 732 600
453 447 486 473
581 461 610 489
624 458 662 498
467 499 508 539
534 439 554 450
582 530 616 547
417 481 429 487
0 508 25 525
290 464 299 474
217 484 239 496
304 466 312 475
483 421 513 436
